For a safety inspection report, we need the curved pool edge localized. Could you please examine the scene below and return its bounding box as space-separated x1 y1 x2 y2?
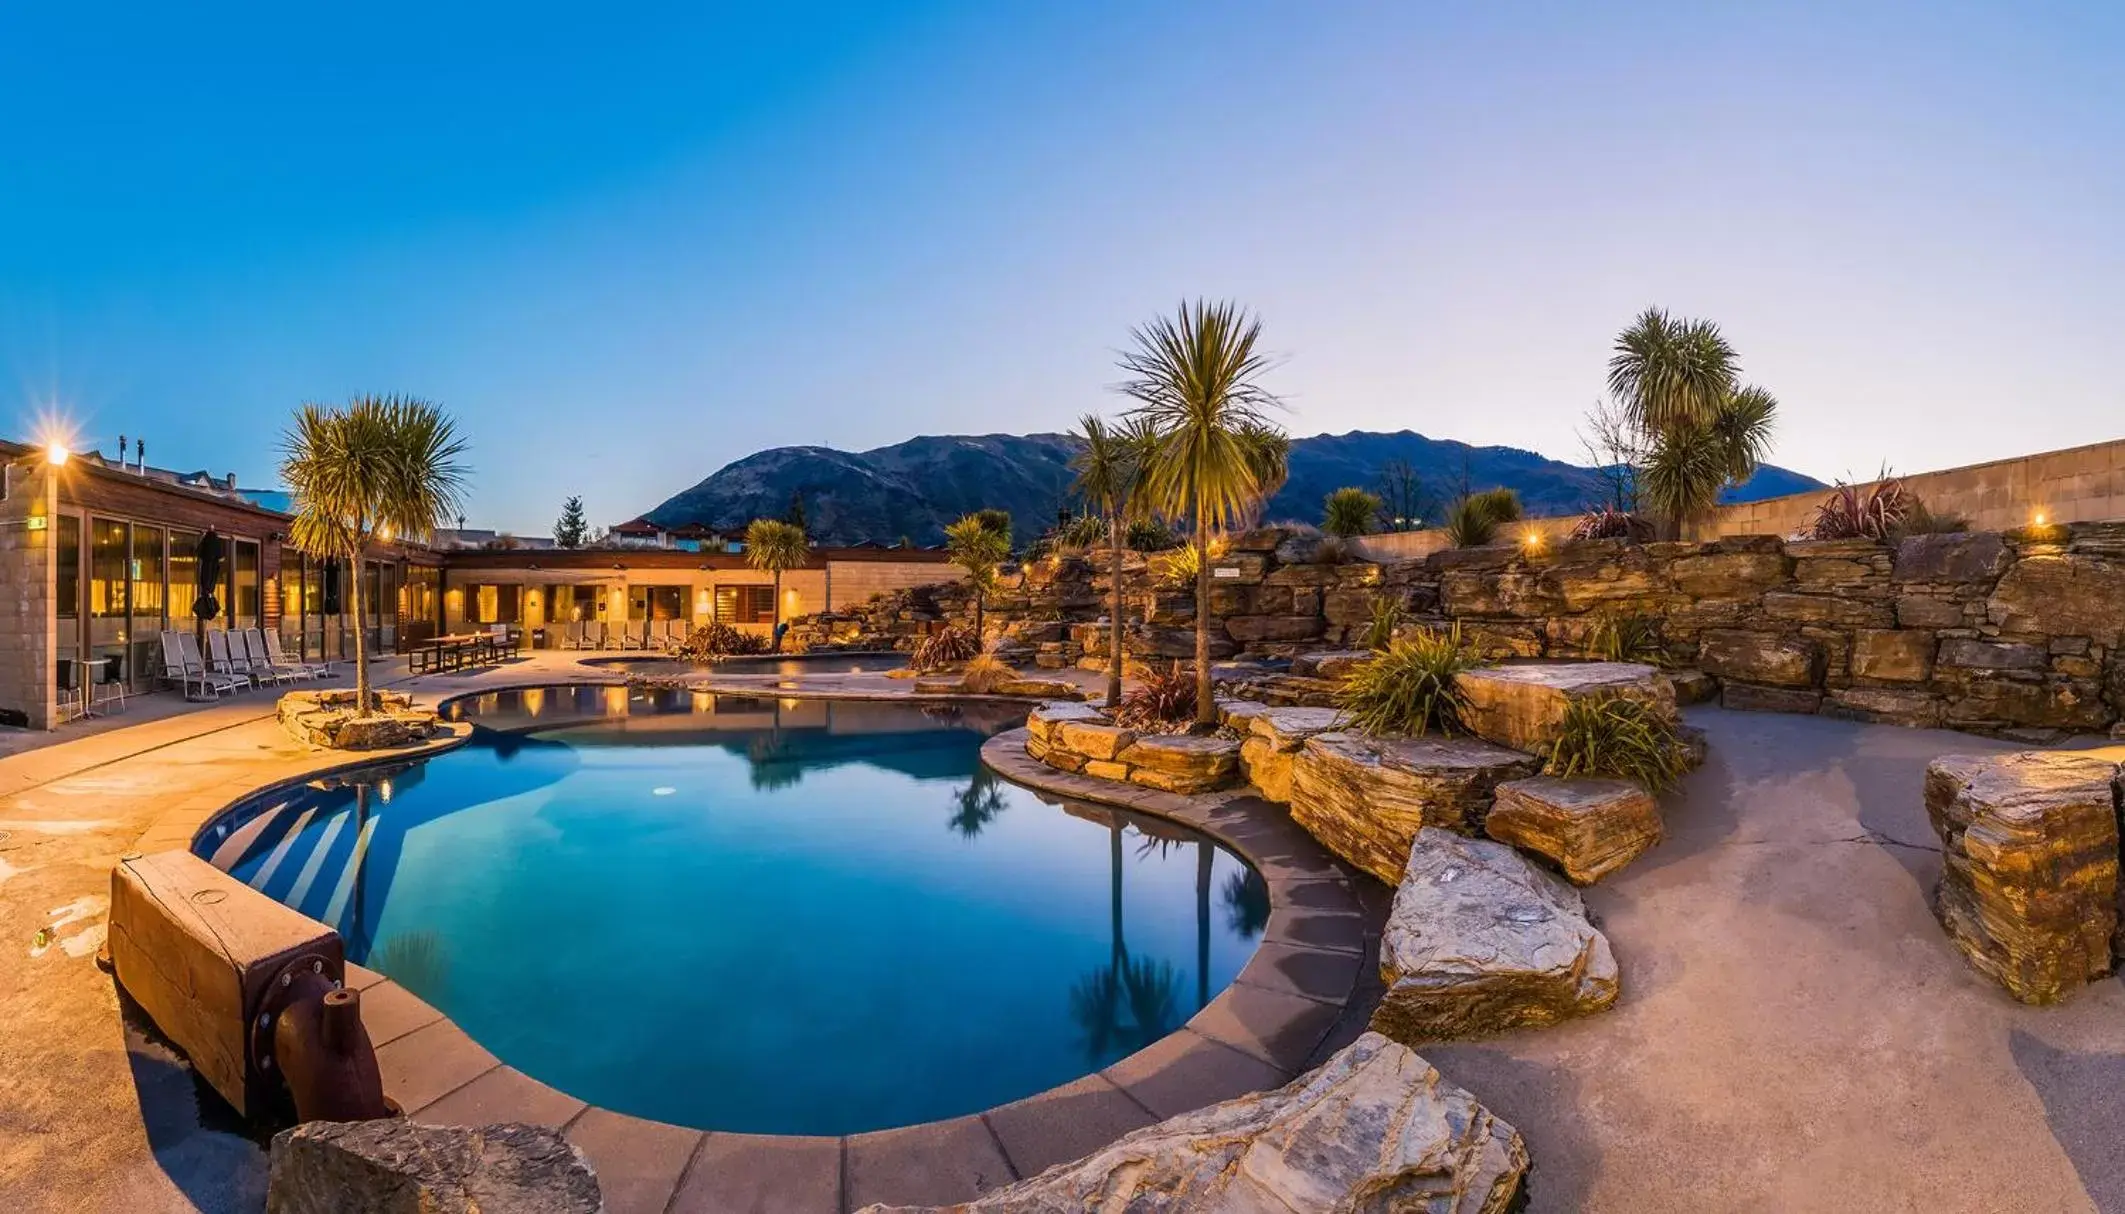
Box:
144 678 1377 1212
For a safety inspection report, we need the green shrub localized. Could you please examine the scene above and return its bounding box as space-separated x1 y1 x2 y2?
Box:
1322 486 1383 538
1361 594 1406 651
1112 661 1197 732
1469 487 1522 524
1586 613 1668 664
911 626 978 671
1126 518 1181 551
1443 496 1499 548
1544 696 1693 791
1892 499 1969 537
674 622 770 660
959 652 1015 694
1336 625 1483 736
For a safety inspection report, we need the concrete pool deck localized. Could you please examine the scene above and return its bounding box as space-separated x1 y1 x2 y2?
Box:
4 653 2125 1211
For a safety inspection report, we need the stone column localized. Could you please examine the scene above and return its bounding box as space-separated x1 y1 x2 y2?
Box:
1926 750 2123 1004
0 461 58 729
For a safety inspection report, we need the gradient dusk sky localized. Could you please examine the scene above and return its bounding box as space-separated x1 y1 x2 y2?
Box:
4 2 2120 533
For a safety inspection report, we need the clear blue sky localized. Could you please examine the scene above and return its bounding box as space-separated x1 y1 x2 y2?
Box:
4 2 2120 533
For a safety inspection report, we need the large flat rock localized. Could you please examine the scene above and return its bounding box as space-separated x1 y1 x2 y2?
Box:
1925 750 2123 1004
1223 703 1344 802
857 1031 1525 1214
1486 775 1663 885
267 1120 600 1214
1289 732 1540 883
1452 661 1674 754
1372 828 1619 1043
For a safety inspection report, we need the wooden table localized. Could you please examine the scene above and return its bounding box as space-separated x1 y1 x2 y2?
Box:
408 633 496 674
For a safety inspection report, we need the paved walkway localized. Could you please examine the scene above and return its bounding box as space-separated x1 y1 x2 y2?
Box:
4 660 2123 1212
1425 707 2125 1213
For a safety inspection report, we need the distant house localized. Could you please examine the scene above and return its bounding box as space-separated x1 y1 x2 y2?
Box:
605 517 738 553
430 528 557 552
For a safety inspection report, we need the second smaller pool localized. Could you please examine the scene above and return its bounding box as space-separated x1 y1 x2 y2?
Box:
584 651 909 679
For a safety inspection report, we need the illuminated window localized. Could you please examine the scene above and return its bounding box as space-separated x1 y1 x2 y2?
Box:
714 585 776 624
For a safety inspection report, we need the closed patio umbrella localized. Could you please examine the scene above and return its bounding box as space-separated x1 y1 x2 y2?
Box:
194 528 226 647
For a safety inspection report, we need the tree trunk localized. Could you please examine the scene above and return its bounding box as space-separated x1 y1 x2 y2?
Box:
974 589 985 645
350 550 370 714
771 570 783 652
1106 518 1125 708
1193 518 1214 727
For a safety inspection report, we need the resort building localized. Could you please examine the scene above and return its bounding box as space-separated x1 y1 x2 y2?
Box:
0 439 955 731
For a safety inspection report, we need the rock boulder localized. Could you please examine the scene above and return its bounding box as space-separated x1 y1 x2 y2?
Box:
1225 704 1343 802
1485 775 1663 885
1372 828 1620 1043
858 1031 1525 1214
1289 733 1540 883
1698 630 1824 688
266 1120 599 1214
1925 750 2123 1004
1452 661 1674 755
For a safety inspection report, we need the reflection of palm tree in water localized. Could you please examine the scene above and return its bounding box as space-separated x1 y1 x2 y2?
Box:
1221 867 1270 939
1069 814 1182 1064
946 767 1009 838
746 730 804 791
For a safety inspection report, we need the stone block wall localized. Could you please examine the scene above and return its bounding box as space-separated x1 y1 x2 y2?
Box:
788 521 2125 739
0 462 57 729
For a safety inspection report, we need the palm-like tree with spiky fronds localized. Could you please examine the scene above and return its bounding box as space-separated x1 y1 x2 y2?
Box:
944 512 1011 640
1607 310 1777 537
1070 414 1157 707
744 518 810 651
281 395 468 714
1119 300 1288 727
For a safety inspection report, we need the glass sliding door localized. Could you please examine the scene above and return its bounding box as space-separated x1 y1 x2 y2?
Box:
55 514 81 682
231 540 261 631
129 524 165 690
280 553 304 656
88 519 129 688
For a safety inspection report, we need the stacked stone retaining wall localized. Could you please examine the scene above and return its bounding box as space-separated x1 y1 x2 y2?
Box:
789 522 2125 738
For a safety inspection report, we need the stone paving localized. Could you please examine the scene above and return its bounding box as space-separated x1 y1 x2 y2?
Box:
8 654 2125 1212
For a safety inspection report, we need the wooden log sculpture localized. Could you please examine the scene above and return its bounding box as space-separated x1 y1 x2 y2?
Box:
109 850 392 1123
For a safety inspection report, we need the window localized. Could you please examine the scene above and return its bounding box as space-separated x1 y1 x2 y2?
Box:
231 540 261 627
55 514 80 670
169 531 200 625
631 585 685 621
405 566 439 626
128 525 164 689
280 554 304 654
55 515 79 624
715 585 776 624
468 583 522 625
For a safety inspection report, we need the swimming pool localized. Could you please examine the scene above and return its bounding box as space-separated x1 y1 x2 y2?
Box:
196 685 1266 1135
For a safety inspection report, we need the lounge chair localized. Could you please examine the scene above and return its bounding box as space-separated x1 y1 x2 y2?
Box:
205 629 261 688
247 629 312 682
169 632 245 700
264 630 331 680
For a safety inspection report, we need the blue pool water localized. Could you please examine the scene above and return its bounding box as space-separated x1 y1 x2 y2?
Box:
584 653 909 677
197 686 1267 1135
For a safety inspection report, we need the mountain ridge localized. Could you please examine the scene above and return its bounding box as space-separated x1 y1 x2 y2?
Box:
643 429 1824 546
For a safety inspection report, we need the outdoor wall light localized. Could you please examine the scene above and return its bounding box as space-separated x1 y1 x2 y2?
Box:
2033 510 2049 526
